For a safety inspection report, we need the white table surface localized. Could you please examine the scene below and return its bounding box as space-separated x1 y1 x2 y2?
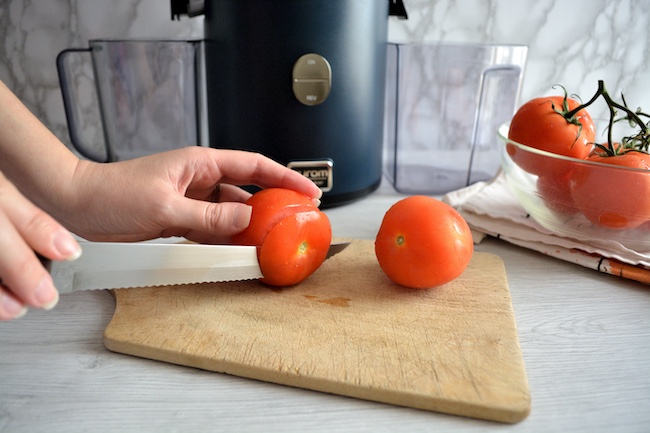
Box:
1 182 649 433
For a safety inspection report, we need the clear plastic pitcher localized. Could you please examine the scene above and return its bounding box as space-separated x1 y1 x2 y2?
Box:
57 39 204 162
383 43 528 194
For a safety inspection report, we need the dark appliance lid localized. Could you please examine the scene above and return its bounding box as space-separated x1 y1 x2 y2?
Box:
171 0 408 20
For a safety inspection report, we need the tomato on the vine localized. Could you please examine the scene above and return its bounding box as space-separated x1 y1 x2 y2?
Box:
508 80 650 232
231 188 331 286
508 95 596 178
536 173 578 215
374 196 473 289
570 151 650 230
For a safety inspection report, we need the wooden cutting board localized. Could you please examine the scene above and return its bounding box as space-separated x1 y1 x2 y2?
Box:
104 239 530 423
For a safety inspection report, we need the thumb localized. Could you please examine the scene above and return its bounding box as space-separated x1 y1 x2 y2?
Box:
202 201 253 236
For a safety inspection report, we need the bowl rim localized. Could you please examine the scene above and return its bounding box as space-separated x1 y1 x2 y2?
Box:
497 123 650 174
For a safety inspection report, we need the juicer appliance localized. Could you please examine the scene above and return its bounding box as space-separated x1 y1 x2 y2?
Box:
171 0 408 206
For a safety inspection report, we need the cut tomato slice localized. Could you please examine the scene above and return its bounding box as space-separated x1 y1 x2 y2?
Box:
257 210 332 286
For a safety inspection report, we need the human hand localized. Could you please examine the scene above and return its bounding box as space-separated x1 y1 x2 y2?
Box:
0 171 81 321
58 147 323 244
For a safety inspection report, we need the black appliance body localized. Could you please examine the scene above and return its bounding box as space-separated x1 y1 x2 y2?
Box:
173 0 406 206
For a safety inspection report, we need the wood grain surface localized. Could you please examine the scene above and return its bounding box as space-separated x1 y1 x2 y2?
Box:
103 239 530 423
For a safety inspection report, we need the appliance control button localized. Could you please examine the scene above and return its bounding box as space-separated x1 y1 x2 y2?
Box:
292 53 331 106
292 81 331 106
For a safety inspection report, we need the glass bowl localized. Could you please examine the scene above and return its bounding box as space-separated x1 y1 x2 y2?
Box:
497 123 650 252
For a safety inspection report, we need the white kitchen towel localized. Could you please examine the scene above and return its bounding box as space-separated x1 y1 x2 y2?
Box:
443 172 650 284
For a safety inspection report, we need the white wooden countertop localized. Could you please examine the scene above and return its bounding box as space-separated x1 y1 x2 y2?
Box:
1 182 649 433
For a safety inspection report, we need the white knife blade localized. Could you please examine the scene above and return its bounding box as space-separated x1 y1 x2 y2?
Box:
49 242 263 294
47 241 350 294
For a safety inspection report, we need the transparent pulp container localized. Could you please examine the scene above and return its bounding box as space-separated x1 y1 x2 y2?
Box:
383 43 528 194
57 39 205 162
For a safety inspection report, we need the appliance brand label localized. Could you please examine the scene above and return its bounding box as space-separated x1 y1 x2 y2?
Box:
288 159 334 192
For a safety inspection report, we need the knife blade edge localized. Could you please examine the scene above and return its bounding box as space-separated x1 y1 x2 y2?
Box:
69 266 264 291
49 241 350 294
51 243 263 294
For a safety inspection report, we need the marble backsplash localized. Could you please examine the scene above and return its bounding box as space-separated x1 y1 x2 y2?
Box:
1 0 649 151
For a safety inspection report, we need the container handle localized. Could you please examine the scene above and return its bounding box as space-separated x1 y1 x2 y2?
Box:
56 47 111 162
466 65 522 186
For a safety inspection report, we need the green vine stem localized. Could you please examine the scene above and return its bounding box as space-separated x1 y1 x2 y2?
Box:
564 80 650 156
549 84 587 143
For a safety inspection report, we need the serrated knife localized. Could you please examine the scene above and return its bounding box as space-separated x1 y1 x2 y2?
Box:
45 242 349 294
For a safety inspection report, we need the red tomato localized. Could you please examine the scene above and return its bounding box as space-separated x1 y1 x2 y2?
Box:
536 173 578 215
232 188 332 286
374 196 474 289
570 152 650 230
508 96 595 178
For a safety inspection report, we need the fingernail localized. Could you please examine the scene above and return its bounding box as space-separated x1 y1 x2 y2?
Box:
1 293 28 319
53 230 82 261
233 204 253 229
34 275 59 310
312 198 322 208
42 291 60 311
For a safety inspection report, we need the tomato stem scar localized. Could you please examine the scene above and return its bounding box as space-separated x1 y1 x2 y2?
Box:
395 234 405 247
298 241 308 254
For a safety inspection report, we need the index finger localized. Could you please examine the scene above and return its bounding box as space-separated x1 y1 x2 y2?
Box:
200 149 323 199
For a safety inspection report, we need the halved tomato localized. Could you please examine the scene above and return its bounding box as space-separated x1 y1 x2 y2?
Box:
231 188 331 286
